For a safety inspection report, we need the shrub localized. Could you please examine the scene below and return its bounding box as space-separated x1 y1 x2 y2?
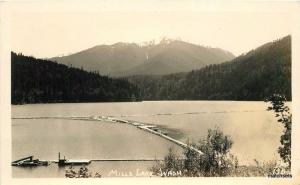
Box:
196 127 237 176
266 94 291 168
65 166 102 178
151 128 238 177
150 147 183 177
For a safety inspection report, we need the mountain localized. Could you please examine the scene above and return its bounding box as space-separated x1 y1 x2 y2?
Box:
11 52 139 104
128 35 291 101
12 36 291 104
51 42 147 76
50 39 235 76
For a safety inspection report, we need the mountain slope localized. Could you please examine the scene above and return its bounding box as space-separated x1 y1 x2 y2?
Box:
50 42 147 76
12 36 290 104
50 39 235 76
128 36 291 101
122 40 235 76
11 52 139 104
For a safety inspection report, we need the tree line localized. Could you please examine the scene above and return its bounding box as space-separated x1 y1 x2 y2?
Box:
128 36 291 101
11 36 291 104
11 52 140 104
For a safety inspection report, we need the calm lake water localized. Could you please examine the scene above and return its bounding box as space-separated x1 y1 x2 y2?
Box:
12 101 283 178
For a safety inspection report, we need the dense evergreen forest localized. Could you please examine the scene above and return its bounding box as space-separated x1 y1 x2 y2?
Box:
11 52 139 104
11 36 291 104
128 36 291 101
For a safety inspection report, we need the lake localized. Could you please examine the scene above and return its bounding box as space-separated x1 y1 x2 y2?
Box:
12 101 283 177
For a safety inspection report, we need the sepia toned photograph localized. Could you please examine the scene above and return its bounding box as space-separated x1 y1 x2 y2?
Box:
1 1 300 184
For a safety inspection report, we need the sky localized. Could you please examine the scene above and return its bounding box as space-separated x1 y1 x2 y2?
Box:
9 1 294 58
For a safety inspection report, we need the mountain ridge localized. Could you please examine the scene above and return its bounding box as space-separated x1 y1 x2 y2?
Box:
50 39 235 76
11 36 291 104
127 35 291 101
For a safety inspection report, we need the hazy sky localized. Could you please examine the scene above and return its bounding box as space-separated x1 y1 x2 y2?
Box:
10 1 294 58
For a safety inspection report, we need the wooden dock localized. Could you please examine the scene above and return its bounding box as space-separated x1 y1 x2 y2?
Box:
13 154 164 168
139 125 203 155
57 153 91 166
92 116 203 155
12 115 203 167
91 158 164 162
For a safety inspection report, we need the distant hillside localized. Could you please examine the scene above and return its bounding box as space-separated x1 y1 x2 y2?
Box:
12 36 290 104
128 36 291 101
11 53 139 104
50 39 235 76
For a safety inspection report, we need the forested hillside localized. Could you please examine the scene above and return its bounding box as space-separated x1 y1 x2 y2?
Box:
128 36 291 101
11 36 291 104
11 53 139 104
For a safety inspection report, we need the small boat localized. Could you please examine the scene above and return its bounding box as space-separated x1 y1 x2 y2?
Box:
12 156 49 167
15 159 49 166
